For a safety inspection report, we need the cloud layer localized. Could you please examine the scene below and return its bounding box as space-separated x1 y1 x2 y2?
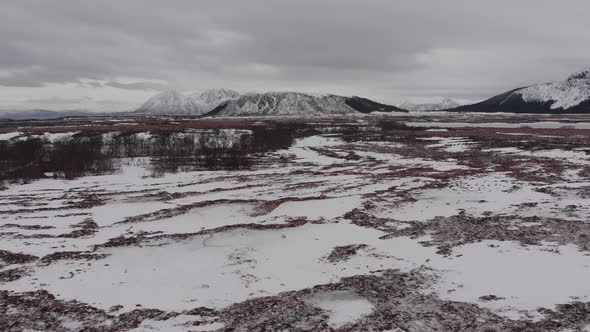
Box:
1 0 589 110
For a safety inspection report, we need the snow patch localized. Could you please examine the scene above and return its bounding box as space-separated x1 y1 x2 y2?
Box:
0 132 23 140
305 291 374 328
433 241 590 319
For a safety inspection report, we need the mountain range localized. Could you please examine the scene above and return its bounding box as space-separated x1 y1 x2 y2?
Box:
2 68 590 119
137 68 590 116
135 89 406 116
448 68 590 113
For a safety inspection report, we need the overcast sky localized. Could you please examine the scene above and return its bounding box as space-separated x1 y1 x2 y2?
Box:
1 0 589 111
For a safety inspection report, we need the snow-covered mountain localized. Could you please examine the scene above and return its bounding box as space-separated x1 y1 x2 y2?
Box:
135 90 195 115
399 98 461 112
135 89 240 115
517 69 590 110
187 88 241 115
204 92 405 117
450 68 590 113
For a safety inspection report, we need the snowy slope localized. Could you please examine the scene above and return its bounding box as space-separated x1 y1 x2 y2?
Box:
135 90 198 115
516 68 590 110
451 68 590 114
188 88 240 111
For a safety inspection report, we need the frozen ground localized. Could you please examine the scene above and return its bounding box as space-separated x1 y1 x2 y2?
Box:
1 116 590 331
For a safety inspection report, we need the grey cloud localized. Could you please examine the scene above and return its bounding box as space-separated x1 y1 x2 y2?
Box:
24 96 92 104
1 0 589 104
104 81 168 91
78 81 104 88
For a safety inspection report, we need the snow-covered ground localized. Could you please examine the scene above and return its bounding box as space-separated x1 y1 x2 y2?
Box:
1 121 590 331
405 121 590 129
